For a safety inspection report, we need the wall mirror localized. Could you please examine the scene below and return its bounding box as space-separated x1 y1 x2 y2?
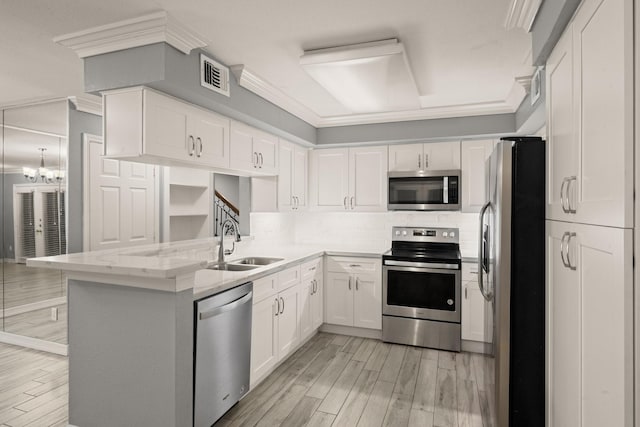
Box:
1 100 68 346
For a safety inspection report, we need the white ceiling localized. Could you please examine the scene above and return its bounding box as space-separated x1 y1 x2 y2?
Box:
0 0 533 125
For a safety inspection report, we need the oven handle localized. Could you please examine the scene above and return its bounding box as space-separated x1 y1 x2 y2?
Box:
383 260 460 270
478 201 492 302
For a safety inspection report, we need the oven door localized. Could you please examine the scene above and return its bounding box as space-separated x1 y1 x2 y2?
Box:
383 263 461 323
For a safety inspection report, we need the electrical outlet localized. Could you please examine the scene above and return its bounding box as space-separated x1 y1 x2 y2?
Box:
51 307 58 321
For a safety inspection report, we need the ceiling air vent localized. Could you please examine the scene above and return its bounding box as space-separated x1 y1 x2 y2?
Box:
200 54 230 97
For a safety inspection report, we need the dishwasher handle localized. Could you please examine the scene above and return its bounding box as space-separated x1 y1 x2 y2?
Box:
199 291 253 321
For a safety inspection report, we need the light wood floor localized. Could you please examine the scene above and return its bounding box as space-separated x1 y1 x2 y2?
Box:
218 332 495 427
0 342 68 427
0 332 494 427
3 305 67 344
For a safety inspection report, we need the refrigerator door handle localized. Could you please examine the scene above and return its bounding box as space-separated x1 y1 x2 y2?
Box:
478 201 492 301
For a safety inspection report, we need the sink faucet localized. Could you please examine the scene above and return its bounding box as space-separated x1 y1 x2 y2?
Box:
217 219 241 263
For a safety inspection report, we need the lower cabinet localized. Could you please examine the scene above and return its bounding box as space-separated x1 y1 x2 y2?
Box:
324 256 382 330
250 275 279 385
299 258 323 340
546 220 632 427
460 262 492 343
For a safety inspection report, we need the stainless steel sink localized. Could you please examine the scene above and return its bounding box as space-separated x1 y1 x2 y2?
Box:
207 263 259 272
232 257 284 266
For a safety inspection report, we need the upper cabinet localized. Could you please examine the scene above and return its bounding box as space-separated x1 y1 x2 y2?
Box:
545 0 633 228
278 139 307 211
230 121 278 175
388 141 460 172
104 87 230 169
309 146 387 212
461 139 495 212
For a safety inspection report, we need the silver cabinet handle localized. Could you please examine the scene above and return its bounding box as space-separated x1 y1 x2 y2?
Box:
565 232 577 270
314 279 318 294
199 291 253 320
196 137 203 157
348 277 352 290
355 277 359 290
275 297 280 316
349 264 361 268
418 154 421 169
567 176 577 214
188 135 195 156
293 196 297 210
560 232 570 268
253 152 258 168
259 152 264 168
350 196 355 210
343 197 348 210
465 286 468 299
280 297 285 314
425 153 429 168
560 177 570 213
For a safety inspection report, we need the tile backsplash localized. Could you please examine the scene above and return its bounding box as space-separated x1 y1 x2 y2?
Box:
251 211 479 258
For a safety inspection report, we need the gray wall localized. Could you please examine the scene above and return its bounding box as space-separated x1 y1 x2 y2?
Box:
531 0 582 65
2 173 27 259
67 103 102 253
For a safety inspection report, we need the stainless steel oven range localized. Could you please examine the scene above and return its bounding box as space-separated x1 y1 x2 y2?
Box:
382 226 461 352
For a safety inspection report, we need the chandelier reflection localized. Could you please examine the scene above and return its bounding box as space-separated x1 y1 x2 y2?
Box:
22 148 64 184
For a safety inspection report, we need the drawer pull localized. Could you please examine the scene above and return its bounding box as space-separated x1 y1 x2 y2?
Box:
349 264 361 268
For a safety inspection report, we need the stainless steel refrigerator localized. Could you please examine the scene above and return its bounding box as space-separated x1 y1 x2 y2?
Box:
478 137 545 427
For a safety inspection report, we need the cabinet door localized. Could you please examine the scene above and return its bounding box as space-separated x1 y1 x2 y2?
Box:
309 148 349 211
144 90 190 161
572 0 633 228
388 144 422 171
277 285 300 359
190 109 230 169
298 281 314 342
229 121 257 171
311 275 323 330
324 272 354 326
461 281 492 343
293 147 307 208
349 146 388 212
278 140 294 211
461 139 494 213
251 297 278 386
353 274 382 330
253 131 278 174
423 141 461 170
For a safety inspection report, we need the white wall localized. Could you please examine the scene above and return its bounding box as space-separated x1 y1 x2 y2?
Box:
250 211 479 258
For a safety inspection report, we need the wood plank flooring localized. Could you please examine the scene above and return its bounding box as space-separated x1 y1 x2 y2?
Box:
3 305 67 344
0 332 494 427
219 332 495 427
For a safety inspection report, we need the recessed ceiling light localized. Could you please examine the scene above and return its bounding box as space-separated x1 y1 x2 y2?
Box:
300 39 420 114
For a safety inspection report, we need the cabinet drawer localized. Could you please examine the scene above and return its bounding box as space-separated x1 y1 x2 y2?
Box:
326 256 380 275
252 274 277 303
462 262 479 282
278 266 301 291
301 257 322 279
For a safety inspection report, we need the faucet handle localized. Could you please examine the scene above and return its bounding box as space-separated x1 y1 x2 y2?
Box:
224 249 233 256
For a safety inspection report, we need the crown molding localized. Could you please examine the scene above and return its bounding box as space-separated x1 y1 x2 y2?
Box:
504 0 543 32
231 65 527 128
231 65 320 126
69 94 103 116
53 11 208 58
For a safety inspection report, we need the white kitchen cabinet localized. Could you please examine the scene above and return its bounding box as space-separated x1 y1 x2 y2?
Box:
278 139 307 211
299 257 323 341
461 139 494 213
309 146 387 212
388 141 460 171
545 0 633 228
230 120 278 175
162 167 211 242
460 262 492 343
276 284 300 357
546 220 632 427
103 87 230 169
324 257 382 330
250 275 278 386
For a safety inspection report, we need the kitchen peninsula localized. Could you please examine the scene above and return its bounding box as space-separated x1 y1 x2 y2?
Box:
27 238 382 427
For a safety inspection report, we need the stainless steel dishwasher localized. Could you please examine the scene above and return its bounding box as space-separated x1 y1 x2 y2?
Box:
194 281 252 427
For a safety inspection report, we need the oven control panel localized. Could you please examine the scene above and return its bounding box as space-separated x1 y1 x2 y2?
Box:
392 226 459 243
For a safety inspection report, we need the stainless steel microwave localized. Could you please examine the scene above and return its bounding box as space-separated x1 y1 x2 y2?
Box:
388 170 461 211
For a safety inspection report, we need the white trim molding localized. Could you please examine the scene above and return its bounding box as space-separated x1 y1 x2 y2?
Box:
53 11 208 58
0 296 66 318
231 65 321 126
0 331 68 356
69 94 103 116
504 0 543 32
232 65 528 128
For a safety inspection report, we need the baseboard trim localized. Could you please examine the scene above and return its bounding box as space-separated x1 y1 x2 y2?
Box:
461 339 492 354
320 323 382 340
1 296 66 318
0 331 68 356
